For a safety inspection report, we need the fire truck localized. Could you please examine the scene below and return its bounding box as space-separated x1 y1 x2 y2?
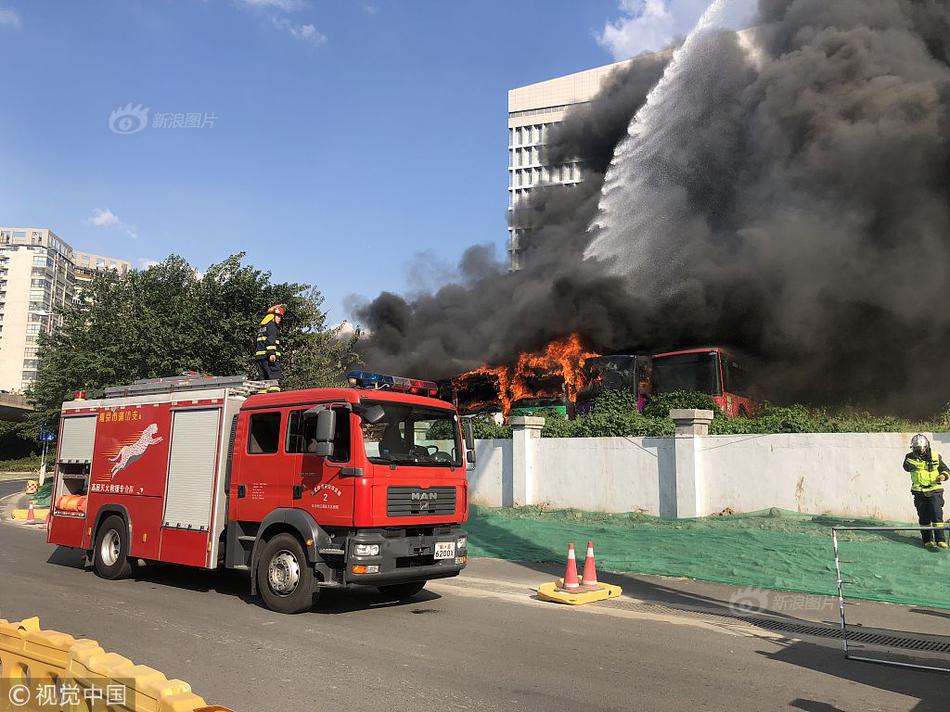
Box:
47 372 474 614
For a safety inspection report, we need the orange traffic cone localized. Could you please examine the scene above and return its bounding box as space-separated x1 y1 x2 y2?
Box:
559 543 581 591
581 540 603 590
25 502 35 525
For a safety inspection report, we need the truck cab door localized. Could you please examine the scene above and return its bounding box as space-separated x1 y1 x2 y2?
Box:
231 410 288 522
286 405 356 527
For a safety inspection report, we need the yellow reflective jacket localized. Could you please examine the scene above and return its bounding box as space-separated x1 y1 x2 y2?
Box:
903 450 949 493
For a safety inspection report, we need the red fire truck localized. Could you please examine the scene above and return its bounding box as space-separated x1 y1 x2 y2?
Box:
48 372 474 614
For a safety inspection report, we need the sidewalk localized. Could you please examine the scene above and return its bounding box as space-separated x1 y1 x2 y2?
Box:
447 557 950 669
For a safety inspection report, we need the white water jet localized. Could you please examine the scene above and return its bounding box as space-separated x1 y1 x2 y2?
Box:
585 0 759 275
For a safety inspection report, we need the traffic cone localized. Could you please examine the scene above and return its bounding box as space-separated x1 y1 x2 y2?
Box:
581 540 603 591
25 502 35 525
558 543 581 591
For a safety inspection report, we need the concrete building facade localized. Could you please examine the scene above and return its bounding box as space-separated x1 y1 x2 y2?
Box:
73 251 132 301
0 227 129 392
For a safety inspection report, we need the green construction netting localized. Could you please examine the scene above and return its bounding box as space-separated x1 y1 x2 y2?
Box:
465 505 950 609
31 481 52 509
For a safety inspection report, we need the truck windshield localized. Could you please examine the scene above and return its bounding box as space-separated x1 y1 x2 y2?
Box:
361 401 462 467
652 351 722 396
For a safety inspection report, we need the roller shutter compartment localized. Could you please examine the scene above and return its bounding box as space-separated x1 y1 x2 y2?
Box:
162 409 222 531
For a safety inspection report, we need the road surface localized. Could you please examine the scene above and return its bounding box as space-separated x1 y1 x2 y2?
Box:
0 514 947 711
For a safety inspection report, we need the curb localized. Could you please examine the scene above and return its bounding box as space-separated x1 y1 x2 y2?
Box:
10 508 50 521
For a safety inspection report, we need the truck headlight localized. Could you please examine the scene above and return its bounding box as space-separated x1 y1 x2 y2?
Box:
457 536 467 550
354 543 380 556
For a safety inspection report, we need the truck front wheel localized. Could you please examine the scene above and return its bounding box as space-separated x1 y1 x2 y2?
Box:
257 533 316 614
377 581 426 599
93 515 133 580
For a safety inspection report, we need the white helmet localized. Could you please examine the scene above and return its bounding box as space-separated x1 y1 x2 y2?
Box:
911 433 930 455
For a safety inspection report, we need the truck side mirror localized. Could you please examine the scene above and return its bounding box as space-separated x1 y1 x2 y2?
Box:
304 407 337 458
463 418 476 469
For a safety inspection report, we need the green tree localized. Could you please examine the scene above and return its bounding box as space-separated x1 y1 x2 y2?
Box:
29 253 359 429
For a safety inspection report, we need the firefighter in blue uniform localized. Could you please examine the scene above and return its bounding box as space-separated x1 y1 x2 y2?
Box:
255 305 285 391
903 434 950 549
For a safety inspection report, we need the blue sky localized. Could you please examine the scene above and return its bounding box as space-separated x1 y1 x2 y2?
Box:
0 0 707 323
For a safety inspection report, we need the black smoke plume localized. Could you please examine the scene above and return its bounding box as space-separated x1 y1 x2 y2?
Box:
355 0 950 416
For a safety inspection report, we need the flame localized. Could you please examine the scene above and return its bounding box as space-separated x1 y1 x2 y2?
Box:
453 334 599 419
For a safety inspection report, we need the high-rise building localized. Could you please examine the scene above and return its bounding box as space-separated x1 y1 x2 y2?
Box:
507 58 639 270
0 227 129 392
73 251 132 302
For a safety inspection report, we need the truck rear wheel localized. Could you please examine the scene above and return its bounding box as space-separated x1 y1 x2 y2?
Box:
377 581 426 599
257 533 316 614
93 515 133 580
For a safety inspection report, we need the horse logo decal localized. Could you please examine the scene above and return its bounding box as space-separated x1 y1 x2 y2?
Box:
110 423 163 478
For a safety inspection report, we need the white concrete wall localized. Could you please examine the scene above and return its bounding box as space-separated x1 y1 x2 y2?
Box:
532 437 674 516
699 432 924 522
467 439 512 508
467 429 947 522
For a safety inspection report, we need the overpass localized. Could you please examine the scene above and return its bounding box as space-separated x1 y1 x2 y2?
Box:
0 393 33 421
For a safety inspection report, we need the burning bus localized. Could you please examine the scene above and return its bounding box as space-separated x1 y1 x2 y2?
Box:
440 368 508 423
575 354 652 415
447 334 598 422
651 347 759 418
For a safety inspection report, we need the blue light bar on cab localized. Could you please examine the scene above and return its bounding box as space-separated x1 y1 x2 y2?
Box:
345 370 438 396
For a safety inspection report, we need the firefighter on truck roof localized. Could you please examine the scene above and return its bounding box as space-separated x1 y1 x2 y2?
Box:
254 304 285 391
903 433 950 549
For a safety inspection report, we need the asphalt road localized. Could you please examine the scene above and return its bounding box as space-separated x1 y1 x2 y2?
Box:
1 516 948 711
0 477 28 499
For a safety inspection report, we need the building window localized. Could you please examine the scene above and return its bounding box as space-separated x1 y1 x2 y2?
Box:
12 231 25 238
25 324 40 335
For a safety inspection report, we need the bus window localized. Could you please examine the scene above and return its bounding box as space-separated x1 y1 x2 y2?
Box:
723 358 751 397
652 351 722 396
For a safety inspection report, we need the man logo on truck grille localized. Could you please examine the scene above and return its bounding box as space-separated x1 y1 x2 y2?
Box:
411 491 436 512
110 423 163 478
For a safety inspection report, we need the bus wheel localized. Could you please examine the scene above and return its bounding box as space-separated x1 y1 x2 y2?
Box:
93 515 133 580
377 581 426 599
257 533 316 614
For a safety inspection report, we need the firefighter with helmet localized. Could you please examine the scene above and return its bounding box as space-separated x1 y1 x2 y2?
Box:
902 434 950 549
254 305 285 391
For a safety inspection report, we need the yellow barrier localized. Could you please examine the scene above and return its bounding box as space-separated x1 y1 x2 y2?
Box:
0 617 233 712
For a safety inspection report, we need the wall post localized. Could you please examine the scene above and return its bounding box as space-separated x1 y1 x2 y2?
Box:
669 409 713 518
510 416 545 507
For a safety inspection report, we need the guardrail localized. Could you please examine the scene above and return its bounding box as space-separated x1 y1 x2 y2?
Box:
0 615 232 711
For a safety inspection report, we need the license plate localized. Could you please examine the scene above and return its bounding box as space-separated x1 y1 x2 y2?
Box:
434 542 455 560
